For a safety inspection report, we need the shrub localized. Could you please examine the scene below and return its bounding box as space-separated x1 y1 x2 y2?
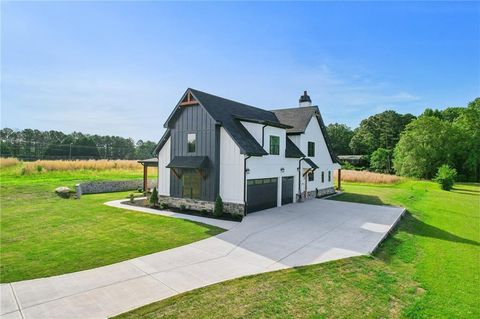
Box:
159 202 168 210
149 187 158 207
36 165 43 172
200 209 208 216
129 193 135 203
137 188 143 193
434 164 457 191
214 195 223 217
179 204 186 211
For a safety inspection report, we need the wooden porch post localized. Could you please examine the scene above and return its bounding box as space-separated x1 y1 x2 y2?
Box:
337 169 341 191
143 165 148 191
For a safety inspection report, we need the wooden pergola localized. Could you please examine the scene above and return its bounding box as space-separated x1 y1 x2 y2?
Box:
137 158 158 191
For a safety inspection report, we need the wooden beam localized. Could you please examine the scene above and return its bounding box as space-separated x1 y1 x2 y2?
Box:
337 169 342 191
180 100 199 106
143 165 148 191
171 168 181 179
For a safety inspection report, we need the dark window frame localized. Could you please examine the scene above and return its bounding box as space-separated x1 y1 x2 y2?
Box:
187 133 196 153
328 171 331 182
308 141 315 157
308 171 314 181
269 135 280 155
321 171 325 183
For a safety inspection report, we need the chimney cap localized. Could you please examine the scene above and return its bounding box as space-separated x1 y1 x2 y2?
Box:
299 90 311 103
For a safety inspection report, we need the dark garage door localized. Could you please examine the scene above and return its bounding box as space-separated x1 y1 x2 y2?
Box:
281 176 294 205
247 178 278 213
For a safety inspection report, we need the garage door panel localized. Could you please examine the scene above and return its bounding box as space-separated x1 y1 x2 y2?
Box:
247 178 278 213
282 176 294 205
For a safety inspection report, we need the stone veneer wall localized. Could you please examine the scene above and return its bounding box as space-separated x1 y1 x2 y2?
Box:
315 187 336 198
76 179 156 196
158 195 245 216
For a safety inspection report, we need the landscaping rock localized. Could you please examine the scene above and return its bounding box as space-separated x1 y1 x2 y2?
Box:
55 187 71 198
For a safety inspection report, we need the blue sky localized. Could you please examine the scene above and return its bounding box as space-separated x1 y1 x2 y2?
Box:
2 1 479 141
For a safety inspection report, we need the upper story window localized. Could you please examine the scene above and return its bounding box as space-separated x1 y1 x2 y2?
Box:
308 142 315 157
187 133 196 153
328 171 331 182
269 136 280 155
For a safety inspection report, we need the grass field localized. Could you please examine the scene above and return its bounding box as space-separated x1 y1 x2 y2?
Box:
116 180 479 319
0 165 223 283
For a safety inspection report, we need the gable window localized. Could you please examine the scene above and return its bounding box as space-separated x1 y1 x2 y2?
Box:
269 136 280 155
328 171 331 182
321 171 325 183
182 169 201 199
187 133 196 153
308 171 314 181
308 142 315 157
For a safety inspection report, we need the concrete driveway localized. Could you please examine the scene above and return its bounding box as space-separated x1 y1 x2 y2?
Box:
1 199 404 319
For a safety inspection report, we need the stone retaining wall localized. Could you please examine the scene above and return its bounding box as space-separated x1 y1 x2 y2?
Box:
158 195 245 216
76 179 156 197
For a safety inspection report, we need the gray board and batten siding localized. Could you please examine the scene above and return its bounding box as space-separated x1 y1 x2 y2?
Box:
168 103 220 202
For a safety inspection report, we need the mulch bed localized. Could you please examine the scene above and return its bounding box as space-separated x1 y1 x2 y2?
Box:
122 199 243 222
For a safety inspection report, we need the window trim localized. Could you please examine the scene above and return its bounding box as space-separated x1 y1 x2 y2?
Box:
321 171 325 183
269 135 280 155
308 141 315 157
187 133 196 153
328 171 331 182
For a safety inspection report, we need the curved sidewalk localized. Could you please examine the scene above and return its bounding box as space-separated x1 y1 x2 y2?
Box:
1 199 404 319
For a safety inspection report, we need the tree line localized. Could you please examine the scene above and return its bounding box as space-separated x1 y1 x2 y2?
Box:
0 128 157 160
326 98 479 182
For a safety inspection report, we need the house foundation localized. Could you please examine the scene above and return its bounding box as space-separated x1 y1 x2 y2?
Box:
158 195 245 216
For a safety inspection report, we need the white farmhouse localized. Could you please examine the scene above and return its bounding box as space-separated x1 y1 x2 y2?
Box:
147 89 341 215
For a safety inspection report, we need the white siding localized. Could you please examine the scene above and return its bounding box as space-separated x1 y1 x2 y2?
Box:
157 137 171 196
219 127 244 204
244 123 299 206
296 116 338 192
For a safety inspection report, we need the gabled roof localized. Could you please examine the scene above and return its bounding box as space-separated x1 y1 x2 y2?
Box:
154 88 339 163
271 107 318 134
272 106 339 163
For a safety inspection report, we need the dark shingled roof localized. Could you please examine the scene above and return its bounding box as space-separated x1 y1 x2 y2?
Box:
273 106 339 163
154 88 339 162
166 156 209 169
304 158 319 169
271 107 318 134
285 137 305 158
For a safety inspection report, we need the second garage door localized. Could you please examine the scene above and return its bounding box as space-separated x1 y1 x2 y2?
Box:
246 178 278 213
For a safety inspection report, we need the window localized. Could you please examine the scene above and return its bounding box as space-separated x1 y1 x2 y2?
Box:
187 133 196 153
269 136 280 155
308 171 314 181
182 170 201 199
328 171 331 182
321 171 325 183
308 142 315 157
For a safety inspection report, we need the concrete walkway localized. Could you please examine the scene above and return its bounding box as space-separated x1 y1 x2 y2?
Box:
1 199 404 319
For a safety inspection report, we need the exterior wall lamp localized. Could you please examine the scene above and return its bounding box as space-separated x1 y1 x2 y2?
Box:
280 167 285 173
245 168 250 174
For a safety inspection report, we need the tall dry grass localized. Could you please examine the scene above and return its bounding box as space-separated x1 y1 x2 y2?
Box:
335 169 400 184
23 159 143 173
0 157 20 168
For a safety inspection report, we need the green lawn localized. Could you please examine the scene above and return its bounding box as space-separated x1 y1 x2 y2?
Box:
0 166 224 283
115 180 479 319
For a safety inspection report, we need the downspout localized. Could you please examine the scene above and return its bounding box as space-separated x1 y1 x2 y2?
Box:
261 124 267 147
243 155 251 215
298 157 305 202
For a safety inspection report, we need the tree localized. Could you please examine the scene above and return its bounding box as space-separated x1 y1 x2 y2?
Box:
326 123 354 155
149 187 158 207
393 116 462 179
349 110 415 155
370 148 393 173
135 140 157 159
453 98 480 181
214 195 223 217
